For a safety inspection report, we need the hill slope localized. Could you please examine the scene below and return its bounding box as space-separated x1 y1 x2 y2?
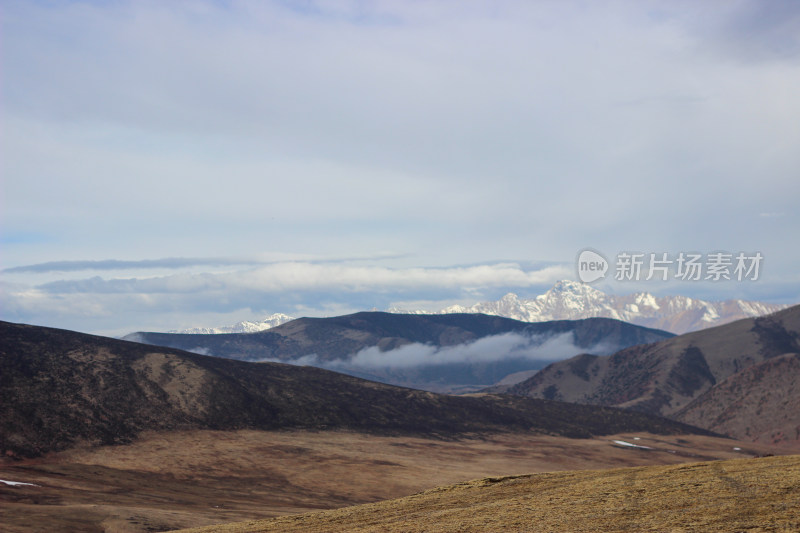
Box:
507 305 800 445
178 455 800 533
675 352 800 446
124 312 673 391
2 431 775 533
0 321 705 458
127 312 672 361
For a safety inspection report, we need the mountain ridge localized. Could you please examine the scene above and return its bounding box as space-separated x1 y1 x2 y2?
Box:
170 281 788 336
506 305 800 446
170 313 294 334
124 312 674 392
0 320 708 458
389 280 789 334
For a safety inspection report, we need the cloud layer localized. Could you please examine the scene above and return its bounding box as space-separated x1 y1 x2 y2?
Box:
2 1 799 334
257 331 606 388
0 261 569 335
340 331 593 369
253 329 625 391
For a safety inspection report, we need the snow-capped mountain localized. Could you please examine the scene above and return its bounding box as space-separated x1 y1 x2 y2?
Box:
170 313 294 334
388 280 789 334
170 281 789 336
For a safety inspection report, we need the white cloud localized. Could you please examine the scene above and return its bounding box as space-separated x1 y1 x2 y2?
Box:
2 0 799 334
0 262 570 334
342 331 586 369
33 262 569 295
258 330 612 371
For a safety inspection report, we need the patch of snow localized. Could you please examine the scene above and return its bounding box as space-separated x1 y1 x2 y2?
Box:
0 479 38 487
612 440 653 450
733 447 741 451
634 292 660 310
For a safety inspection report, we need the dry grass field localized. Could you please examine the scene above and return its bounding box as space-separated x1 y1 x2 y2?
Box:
0 429 789 532
179 454 800 533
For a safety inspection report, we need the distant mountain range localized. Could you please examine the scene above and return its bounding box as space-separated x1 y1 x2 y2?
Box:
0 320 705 458
390 280 789 334
170 313 294 334
173 281 788 335
125 313 673 393
506 304 800 447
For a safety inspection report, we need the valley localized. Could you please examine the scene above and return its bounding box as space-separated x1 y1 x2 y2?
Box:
2 311 799 532
0 429 783 532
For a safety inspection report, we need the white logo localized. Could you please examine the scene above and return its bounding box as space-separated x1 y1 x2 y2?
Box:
576 249 608 283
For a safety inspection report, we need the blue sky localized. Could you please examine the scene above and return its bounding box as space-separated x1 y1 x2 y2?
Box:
2 0 799 335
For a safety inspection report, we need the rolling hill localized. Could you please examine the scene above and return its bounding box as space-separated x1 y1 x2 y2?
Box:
0 320 703 458
124 312 673 392
675 352 800 445
507 305 800 446
1 430 779 532
176 454 800 533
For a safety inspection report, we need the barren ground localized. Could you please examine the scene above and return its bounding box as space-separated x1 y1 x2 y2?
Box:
0 429 789 532
181 454 800 533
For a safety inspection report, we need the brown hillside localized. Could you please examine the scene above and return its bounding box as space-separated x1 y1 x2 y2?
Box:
508 305 800 424
0 321 707 458
675 352 800 446
125 312 673 392
177 454 800 533
2 430 780 533
128 312 673 363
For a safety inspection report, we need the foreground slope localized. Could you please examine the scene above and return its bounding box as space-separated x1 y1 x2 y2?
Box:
508 305 800 443
179 454 800 533
2 430 776 533
0 321 703 458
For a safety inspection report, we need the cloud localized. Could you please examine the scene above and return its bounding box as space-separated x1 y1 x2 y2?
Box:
341 332 587 369
0 262 570 335
3 257 254 274
33 262 569 295
3 252 407 274
121 333 145 344
264 331 609 372
704 0 800 62
2 0 798 335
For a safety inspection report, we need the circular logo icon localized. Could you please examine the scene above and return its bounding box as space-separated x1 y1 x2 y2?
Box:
576 249 608 283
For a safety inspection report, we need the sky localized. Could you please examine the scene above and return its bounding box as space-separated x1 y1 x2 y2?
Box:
2 0 799 336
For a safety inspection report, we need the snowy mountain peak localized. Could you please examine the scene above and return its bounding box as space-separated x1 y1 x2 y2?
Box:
633 292 660 310
171 313 294 334
544 279 607 301
389 280 789 334
548 279 586 294
174 282 790 336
